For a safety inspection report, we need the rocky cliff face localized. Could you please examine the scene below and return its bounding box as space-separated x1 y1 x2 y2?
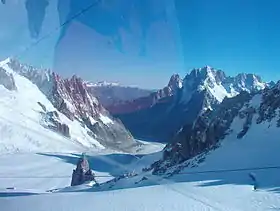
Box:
0 65 17 91
38 102 70 138
7 59 136 151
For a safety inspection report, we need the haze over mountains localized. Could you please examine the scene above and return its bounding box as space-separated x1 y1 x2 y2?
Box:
87 81 153 108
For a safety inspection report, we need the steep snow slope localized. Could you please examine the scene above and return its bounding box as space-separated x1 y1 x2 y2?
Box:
4 58 137 151
0 58 104 153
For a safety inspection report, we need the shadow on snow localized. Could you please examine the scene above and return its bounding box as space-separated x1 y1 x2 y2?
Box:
2 152 280 198
36 153 280 195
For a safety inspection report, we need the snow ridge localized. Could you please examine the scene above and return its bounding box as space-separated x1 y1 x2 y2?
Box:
181 66 268 105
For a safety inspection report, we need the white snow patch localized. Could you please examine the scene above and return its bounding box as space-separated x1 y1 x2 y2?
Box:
89 116 97 125
99 114 113 125
63 99 76 113
207 84 228 103
178 80 183 89
2 125 280 211
253 75 266 90
0 57 11 67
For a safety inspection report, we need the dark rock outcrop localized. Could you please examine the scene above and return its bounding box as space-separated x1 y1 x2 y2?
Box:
71 154 97 186
0 67 17 91
40 109 70 138
257 82 280 124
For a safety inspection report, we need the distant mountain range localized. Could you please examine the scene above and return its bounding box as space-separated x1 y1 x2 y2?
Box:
86 81 153 108
102 66 272 142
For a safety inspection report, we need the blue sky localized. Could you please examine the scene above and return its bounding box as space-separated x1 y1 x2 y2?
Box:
177 0 280 83
0 0 280 88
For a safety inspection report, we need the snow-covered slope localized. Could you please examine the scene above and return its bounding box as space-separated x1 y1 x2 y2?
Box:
0 58 106 153
0 58 138 153
8 58 139 151
2 114 280 211
94 107 280 211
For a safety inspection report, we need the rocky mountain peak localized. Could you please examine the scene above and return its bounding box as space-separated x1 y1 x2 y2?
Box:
167 74 182 90
51 72 103 120
233 73 264 90
184 67 225 90
3 58 136 151
189 66 217 78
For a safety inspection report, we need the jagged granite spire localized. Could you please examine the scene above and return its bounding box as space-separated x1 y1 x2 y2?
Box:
71 153 97 186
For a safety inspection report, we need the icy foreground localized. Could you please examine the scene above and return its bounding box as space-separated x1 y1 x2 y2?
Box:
1 125 280 211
